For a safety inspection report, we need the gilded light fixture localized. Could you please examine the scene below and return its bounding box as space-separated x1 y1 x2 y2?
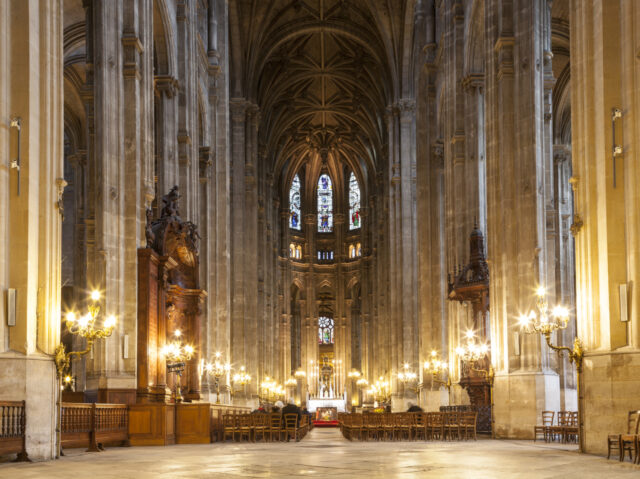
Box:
204 352 231 404
160 329 195 403
397 363 419 395
517 286 584 451
455 330 494 438
54 290 117 458
424 350 451 390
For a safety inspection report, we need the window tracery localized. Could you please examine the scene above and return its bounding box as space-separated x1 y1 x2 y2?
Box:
290 174 301 230
348 172 361 230
317 174 333 232
318 316 334 344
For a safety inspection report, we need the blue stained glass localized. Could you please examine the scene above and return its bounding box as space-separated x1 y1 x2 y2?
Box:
318 316 334 344
348 172 361 230
290 174 301 230
317 174 333 232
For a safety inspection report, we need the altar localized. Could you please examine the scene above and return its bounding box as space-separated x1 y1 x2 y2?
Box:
307 396 346 413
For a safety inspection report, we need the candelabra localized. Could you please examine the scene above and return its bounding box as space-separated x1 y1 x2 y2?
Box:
456 330 494 438
204 352 231 404
367 377 390 405
54 290 117 458
424 350 452 390
230 365 251 398
518 286 584 451
397 363 419 395
259 376 284 404
160 329 194 403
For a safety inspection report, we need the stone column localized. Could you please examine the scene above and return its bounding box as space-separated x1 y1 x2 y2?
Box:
229 98 249 398
84 0 138 402
485 0 560 438
154 76 179 196
570 0 640 454
0 0 64 460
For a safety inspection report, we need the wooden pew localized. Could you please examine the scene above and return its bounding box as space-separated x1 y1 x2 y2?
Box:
62 403 129 452
0 400 29 461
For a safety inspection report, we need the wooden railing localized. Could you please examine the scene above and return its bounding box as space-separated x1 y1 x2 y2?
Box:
0 400 29 461
62 403 128 452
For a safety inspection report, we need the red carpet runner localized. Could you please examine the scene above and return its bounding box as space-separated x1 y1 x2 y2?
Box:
313 420 339 428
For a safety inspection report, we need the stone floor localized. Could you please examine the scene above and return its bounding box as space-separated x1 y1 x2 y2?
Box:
2 428 639 478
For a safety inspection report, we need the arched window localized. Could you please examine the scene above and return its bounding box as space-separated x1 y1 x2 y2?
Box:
296 245 302 259
289 243 295 257
289 174 301 230
348 172 361 230
318 316 334 344
317 174 333 232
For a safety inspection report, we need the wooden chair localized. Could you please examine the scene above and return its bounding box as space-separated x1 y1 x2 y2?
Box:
362 413 376 441
236 414 253 442
380 413 393 441
398 413 413 441
443 412 460 441
222 414 236 442
413 412 427 440
350 413 363 441
548 411 569 443
564 411 579 444
534 411 554 442
607 410 639 460
252 413 268 442
340 414 351 439
299 414 309 438
460 411 478 441
426 412 444 440
284 413 300 442
619 412 640 462
267 413 283 442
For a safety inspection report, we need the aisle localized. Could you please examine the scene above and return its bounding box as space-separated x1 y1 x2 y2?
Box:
1 427 636 479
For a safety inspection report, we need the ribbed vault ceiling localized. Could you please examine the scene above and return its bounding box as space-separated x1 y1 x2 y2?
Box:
230 0 415 187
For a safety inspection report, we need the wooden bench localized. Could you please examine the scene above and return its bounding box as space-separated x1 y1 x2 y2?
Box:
0 400 29 461
62 403 129 452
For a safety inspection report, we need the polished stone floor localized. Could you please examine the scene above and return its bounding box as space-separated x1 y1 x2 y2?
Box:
2 428 639 478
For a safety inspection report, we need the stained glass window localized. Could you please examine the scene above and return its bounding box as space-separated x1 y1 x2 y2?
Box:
318 316 334 344
289 174 301 230
317 174 333 232
348 172 361 230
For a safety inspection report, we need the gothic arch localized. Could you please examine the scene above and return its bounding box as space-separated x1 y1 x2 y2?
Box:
153 0 177 77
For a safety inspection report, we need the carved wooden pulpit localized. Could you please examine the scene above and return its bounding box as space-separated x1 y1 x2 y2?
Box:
137 186 206 404
448 226 491 432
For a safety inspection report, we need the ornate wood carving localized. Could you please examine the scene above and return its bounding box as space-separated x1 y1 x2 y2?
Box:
448 226 492 416
137 186 206 404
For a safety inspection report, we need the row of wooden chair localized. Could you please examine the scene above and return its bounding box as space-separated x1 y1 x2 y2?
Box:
221 413 310 442
339 412 478 441
533 411 578 444
607 410 640 464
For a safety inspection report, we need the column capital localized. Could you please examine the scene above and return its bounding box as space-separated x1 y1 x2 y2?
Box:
154 75 179 98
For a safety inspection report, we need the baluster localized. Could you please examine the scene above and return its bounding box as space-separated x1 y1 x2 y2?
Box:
11 406 16 436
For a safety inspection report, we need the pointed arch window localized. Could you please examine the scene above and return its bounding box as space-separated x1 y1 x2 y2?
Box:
318 316 334 344
317 174 333 233
289 174 302 230
348 172 361 230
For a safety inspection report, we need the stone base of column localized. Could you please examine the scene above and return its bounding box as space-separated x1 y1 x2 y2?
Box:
582 350 640 455
85 375 137 404
0 354 56 460
448 384 470 406
493 371 560 439
420 388 450 411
